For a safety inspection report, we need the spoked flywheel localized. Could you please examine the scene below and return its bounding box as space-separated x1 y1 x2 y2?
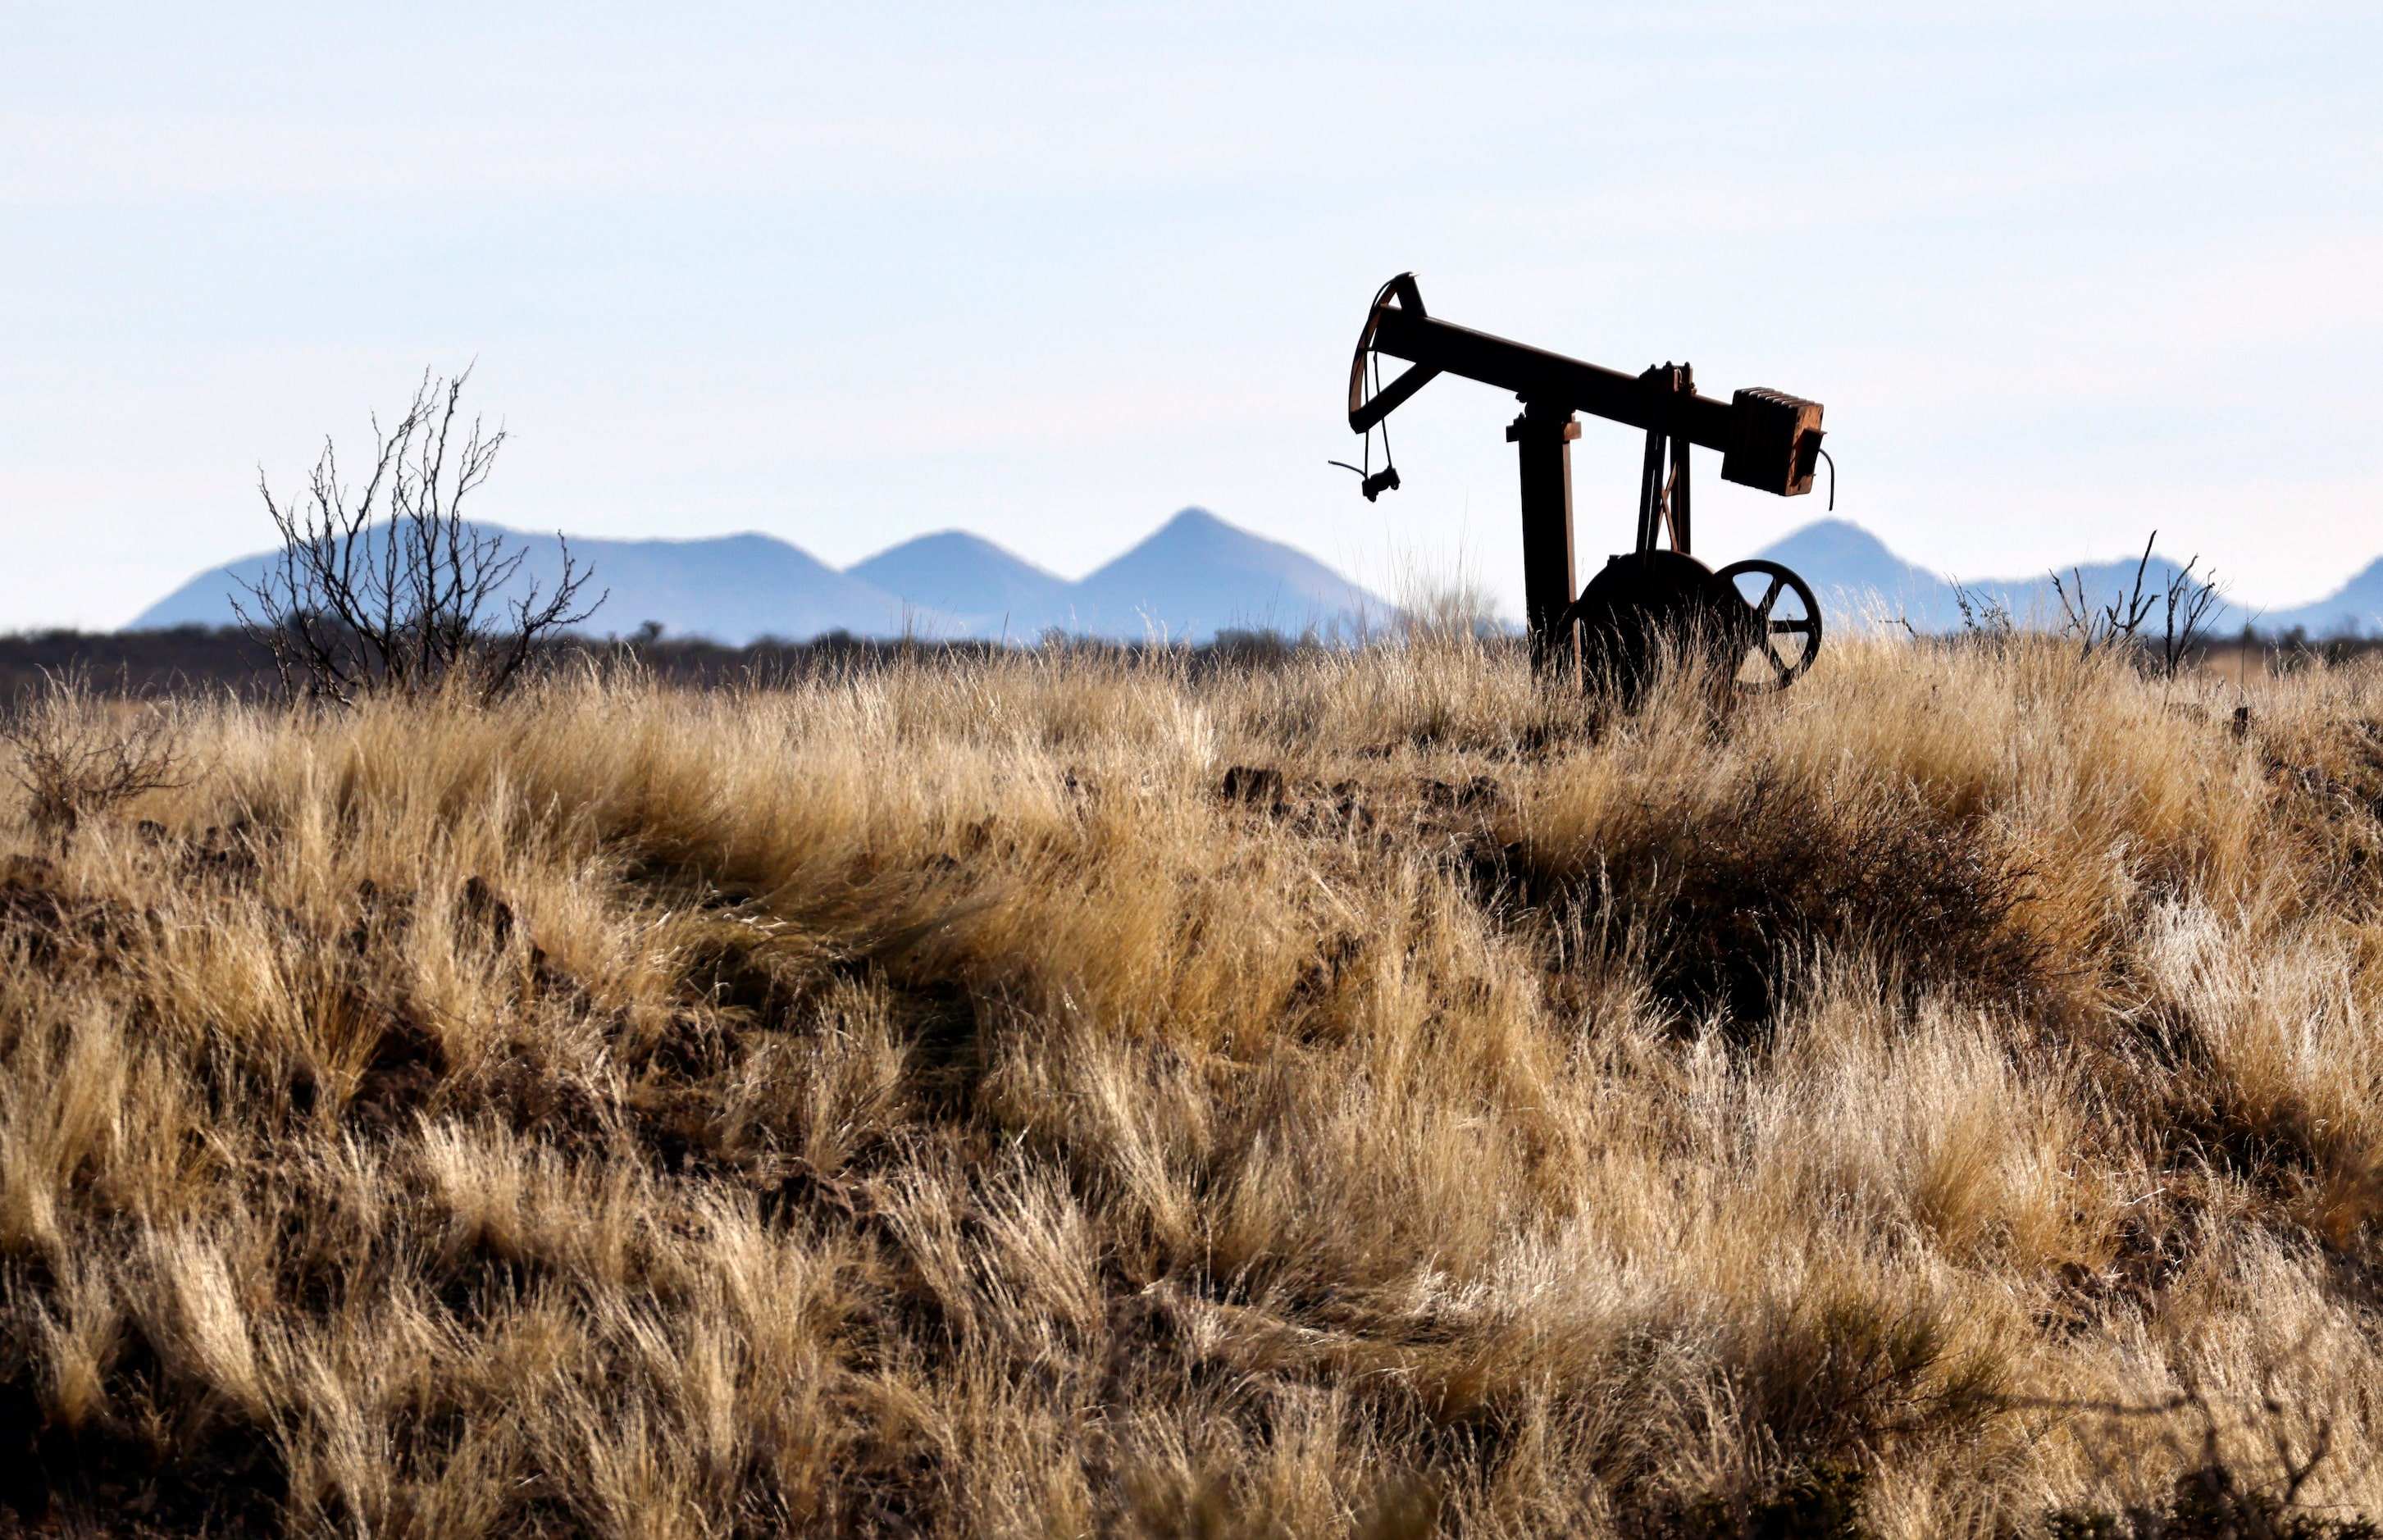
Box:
1714 559 1823 693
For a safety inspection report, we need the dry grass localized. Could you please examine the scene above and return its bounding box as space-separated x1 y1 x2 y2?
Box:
4 634 2383 1537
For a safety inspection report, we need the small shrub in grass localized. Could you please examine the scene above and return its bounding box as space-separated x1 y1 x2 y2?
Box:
2048 1466 2380 1539
2 672 188 841
1552 773 2045 1028
1642 1465 1870 1540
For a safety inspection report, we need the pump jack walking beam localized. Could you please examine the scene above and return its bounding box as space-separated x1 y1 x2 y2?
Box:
1346 274 1825 665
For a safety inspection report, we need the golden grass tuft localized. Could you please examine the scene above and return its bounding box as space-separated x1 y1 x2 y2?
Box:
3 636 2383 1536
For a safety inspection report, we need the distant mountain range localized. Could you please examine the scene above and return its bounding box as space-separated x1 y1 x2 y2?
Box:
1752 520 2383 638
130 508 1395 645
130 509 2383 645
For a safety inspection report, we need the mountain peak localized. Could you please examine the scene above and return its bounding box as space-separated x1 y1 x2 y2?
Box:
1141 507 1240 546
845 530 1068 633
862 529 1025 562
1045 508 1387 640
1768 518 1899 562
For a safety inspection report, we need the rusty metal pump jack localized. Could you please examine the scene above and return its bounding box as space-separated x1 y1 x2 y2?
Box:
1342 273 1829 693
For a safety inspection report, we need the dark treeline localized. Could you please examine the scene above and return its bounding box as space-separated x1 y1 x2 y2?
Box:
0 626 1365 699
2 624 2378 702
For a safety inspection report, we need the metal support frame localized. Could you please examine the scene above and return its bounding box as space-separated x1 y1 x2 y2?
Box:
1633 364 1694 558
1506 399 1581 669
1502 364 1695 670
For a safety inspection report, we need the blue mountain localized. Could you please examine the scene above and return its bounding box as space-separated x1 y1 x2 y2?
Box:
1029 508 1389 641
846 531 1070 640
136 506 2363 645
1753 519 1959 629
2261 558 2383 637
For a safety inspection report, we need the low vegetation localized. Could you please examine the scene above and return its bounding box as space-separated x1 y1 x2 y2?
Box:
4 633 2383 1537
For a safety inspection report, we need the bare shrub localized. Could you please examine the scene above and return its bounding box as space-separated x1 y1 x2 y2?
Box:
1951 578 2016 644
2053 531 2227 677
2044 1372 2377 1540
234 367 605 704
2157 557 2229 678
1 672 188 841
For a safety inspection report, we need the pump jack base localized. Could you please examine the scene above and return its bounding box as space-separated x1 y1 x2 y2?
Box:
1561 552 1823 700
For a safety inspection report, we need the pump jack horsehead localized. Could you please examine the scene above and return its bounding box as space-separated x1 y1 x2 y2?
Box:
1341 273 1831 694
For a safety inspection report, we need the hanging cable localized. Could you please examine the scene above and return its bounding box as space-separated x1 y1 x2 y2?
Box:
1360 349 1400 499
1328 346 1401 499
1816 448 1836 512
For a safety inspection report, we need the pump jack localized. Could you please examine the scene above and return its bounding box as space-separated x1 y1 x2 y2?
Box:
1343 273 1828 693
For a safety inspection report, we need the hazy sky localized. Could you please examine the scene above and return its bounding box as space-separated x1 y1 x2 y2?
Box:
3 2 2377 627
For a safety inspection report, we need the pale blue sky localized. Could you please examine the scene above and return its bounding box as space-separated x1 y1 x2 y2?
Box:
2 2 2376 627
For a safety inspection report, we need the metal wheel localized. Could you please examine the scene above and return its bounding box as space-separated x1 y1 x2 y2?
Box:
1713 558 1822 693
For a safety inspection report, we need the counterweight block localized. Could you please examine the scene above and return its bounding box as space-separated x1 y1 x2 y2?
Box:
1565 551 1741 694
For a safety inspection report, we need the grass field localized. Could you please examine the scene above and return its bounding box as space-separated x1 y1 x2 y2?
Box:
4 634 2383 1537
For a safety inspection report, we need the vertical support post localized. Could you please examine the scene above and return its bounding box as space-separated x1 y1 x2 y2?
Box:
1634 426 1667 554
1634 363 1695 555
1506 399 1581 669
1666 437 1692 555
1669 362 1695 555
